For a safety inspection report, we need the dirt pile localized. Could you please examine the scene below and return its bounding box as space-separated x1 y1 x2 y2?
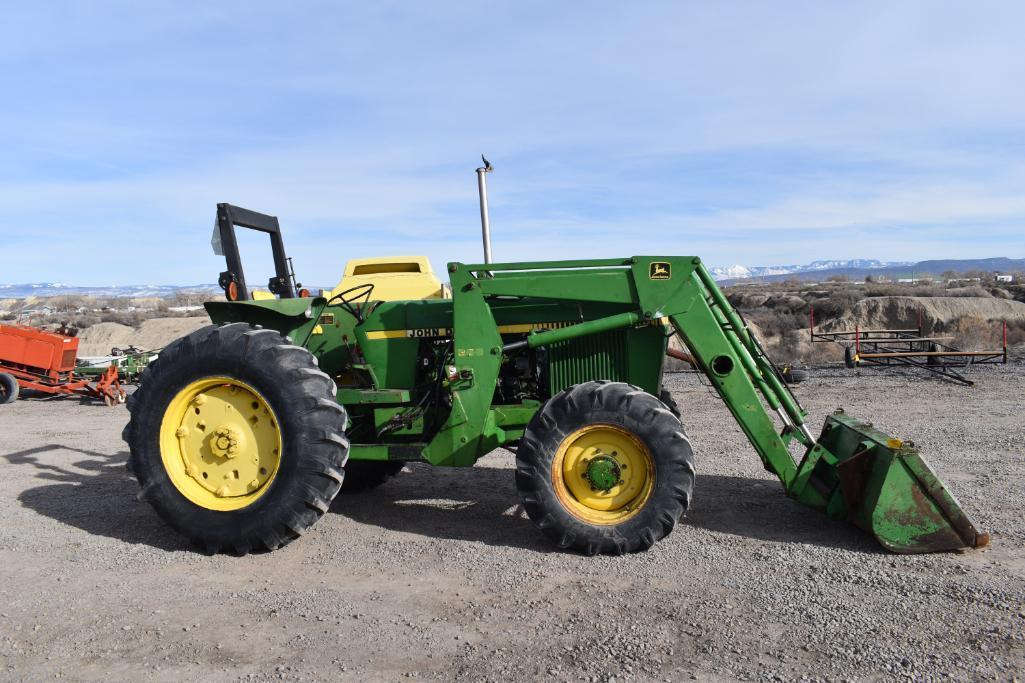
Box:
728 291 808 312
77 316 210 356
820 296 1025 334
132 317 211 350
75 322 135 355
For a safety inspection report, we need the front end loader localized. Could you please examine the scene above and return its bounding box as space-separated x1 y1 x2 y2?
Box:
122 204 987 556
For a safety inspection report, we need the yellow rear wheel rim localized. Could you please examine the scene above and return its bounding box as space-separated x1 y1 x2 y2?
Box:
159 377 282 511
552 424 655 525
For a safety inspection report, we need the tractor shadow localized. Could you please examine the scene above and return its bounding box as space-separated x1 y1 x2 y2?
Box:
2 444 188 551
331 464 552 553
331 466 879 553
687 474 881 553
2 446 879 554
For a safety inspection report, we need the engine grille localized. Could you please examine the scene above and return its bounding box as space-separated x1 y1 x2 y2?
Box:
547 330 630 395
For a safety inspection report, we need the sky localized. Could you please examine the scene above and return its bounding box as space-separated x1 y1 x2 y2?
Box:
1 1 1024 287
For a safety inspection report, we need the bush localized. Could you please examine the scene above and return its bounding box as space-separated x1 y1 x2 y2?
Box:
939 316 1011 351
743 310 807 337
1002 320 1025 347
776 328 801 360
99 310 145 327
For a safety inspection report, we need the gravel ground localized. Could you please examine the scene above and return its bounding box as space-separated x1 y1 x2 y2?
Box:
0 363 1023 681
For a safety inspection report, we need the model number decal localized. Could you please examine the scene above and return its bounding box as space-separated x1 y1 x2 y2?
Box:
406 327 447 338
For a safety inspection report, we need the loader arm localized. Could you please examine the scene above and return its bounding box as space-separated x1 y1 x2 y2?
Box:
446 256 987 553
448 257 806 489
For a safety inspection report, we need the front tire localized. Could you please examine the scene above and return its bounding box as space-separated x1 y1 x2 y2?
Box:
124 323 349 554
516 381 695 555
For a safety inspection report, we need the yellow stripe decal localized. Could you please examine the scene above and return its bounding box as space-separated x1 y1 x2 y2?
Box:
365 330 413 340
364 318 668 341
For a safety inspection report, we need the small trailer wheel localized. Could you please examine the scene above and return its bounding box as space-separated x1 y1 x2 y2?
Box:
780 366 809 384
0 373 19 404
516 381 695 555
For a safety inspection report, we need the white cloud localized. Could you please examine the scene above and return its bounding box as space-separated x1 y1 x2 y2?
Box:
1 2 1024 282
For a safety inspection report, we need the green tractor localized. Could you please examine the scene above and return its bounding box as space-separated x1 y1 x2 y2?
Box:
123 203 988 556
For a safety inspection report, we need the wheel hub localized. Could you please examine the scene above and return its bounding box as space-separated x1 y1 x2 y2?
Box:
553 423 655 525
583 453 622 492
210 425 245 459
160 377 282 510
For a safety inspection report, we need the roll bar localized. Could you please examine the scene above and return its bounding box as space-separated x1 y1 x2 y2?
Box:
213 203 296 301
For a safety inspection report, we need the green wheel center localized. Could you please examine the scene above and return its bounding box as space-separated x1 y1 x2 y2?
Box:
584 454 622 492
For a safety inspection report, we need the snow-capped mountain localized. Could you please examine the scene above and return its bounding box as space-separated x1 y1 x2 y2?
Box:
0 283 221 298
709 259 912 281
3 255 1017 297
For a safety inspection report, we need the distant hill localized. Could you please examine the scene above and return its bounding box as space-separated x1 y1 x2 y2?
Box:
909 257 1025 274
710 259 911 281
0 283 221 298
3 256 1023 296
715 257 1025 284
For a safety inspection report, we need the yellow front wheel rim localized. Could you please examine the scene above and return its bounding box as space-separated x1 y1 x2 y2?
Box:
552 424 655 525
159 377 282 511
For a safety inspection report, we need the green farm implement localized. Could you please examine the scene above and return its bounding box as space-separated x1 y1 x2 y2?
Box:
77 346 155 386
123 202 987 556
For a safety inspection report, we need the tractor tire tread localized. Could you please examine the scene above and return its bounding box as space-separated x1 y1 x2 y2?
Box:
124 323 348 555
658 388 682 421
515 381 695 555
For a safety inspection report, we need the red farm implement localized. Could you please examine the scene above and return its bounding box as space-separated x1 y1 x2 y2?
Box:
0 324 125 406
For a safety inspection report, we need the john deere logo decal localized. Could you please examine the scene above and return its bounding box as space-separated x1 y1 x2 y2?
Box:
649 262 671 280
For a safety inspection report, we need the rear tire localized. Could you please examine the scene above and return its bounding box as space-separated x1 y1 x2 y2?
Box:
516 381 695 555
124 323 349 554
658 388 682 420
340 460 404 492
844 346 856 368
0 373 19 404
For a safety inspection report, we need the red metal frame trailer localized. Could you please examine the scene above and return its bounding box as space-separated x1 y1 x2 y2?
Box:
0 323 124 405
808 307 1007 386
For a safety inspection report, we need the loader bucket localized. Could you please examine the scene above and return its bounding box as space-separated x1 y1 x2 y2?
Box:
803 411 989 553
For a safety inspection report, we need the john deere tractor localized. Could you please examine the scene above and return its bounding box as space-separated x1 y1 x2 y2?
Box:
123 203 987 556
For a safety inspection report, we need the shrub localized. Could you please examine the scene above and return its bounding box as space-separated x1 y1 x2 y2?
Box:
939 316 1010 351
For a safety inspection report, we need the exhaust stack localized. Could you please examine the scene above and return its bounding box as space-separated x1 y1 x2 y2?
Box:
476 155 494 263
